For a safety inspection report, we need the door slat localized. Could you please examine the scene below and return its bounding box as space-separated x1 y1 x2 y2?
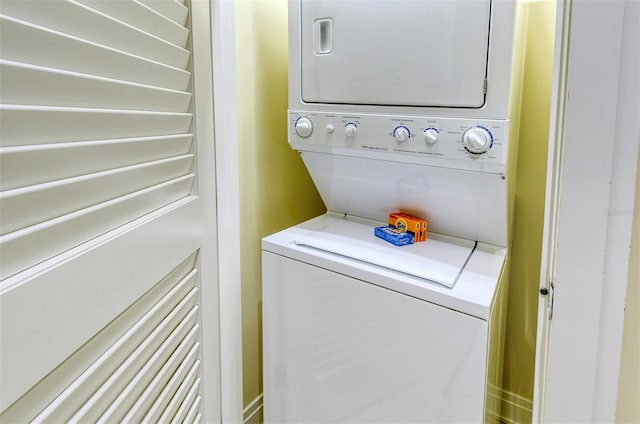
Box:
0 134 193 191
0 15 191 90
1 155 194 235
0 0 190 68
0 60 192 112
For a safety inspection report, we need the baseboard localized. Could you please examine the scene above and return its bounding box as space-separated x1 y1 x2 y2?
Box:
500 388 533 424
486 383 503 421
242 389 531 424
243 394 263 424
487 384 533 423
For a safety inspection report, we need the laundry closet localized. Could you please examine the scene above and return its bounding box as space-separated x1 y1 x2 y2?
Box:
260 0 529 422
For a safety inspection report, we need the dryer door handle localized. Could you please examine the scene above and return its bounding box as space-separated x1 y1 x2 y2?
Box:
313 18 333 55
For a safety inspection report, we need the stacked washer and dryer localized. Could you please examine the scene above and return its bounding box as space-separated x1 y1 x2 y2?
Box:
263 1 520 422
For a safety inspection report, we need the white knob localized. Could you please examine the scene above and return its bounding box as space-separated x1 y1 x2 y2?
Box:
326 124 334 133
424 128 439 145
462 126 493 154
345 123 357 137
394 126 410 142
294 117 313 138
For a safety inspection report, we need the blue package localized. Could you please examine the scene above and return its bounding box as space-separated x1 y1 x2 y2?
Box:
374 225 415 246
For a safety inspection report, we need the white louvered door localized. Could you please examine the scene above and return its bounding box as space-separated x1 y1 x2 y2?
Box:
0 0 221 422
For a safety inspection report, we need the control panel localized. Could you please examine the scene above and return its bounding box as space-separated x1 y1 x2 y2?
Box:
289 110 509 170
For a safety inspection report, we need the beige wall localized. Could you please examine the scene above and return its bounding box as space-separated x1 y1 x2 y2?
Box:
235 0 326 410
616 152 640 422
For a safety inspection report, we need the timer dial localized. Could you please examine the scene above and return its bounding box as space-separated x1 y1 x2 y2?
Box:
462 126 493 154
294 117 313 138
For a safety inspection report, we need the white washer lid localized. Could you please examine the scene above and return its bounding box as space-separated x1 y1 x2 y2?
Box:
262 213 507 320
294 224 475 288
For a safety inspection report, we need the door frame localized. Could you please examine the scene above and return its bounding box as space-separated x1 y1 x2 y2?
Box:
533 0 639 421
207 0 243 422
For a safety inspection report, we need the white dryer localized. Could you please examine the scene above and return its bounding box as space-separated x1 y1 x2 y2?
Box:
263 0 519 422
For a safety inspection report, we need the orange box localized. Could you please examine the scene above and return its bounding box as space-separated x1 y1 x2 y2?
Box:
388 212 428 242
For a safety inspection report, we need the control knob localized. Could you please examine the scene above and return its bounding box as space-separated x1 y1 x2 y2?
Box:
462 126 493 154
294 116 313 138
424 128 439 145
394 126 410 142
345 123 358 137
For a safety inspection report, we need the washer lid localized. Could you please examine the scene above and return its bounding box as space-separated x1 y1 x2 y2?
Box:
262 213 507 320
294 227 474 289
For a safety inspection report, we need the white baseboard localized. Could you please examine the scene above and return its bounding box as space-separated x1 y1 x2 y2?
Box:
486 383 503 421
500 388 533 424
488 384 533 423
243 394 263 424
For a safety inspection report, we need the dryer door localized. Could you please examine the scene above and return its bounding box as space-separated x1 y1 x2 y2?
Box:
300 0 491 108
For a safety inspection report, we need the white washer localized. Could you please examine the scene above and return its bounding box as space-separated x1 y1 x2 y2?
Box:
262 213 508 422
